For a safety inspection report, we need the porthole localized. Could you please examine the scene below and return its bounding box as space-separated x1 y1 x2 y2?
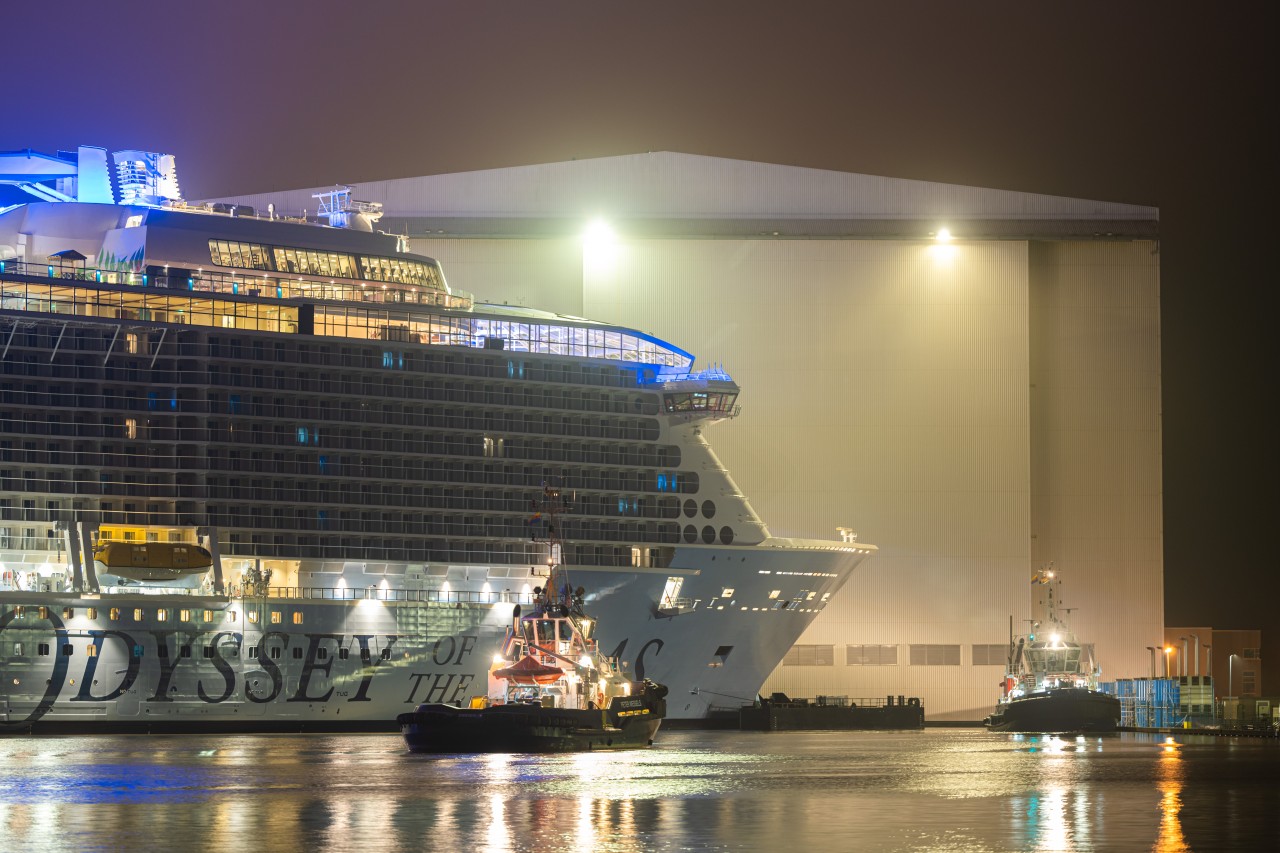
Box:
683 499 697 518
701 500 716 519
702 525 716 544
720 526 734 545
683 525 698 543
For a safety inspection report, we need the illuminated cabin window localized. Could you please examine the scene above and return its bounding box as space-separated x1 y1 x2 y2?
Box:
179 609 191 622
124 418 137 439
86 644 98 658
270 610 282 625
248 611 260 624
721 588 735 598
125 333 139 354
109 608 120 621
206 239 445 289
38 606 48 619
659 577 684 609
86 608 97 620
768 590 781 599
13 606 24 618
203 610 215 622
292 612 304 625
157 609 168 622
132 609 143 622
62 607 74 619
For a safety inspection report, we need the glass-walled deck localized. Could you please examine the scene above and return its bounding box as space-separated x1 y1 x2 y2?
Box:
0 260 695 369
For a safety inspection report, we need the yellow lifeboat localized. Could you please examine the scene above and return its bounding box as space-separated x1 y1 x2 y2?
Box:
92 542 214 584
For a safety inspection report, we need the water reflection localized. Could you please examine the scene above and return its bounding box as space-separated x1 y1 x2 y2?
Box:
0 731 1275 852
1154 738 1187 853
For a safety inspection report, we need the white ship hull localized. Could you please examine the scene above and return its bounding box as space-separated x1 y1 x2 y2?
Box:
1 542 865 732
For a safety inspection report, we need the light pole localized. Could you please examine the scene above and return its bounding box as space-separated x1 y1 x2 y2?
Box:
1146 646 1157 679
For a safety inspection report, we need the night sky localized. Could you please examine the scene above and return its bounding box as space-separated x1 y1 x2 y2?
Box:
6 3 1274 663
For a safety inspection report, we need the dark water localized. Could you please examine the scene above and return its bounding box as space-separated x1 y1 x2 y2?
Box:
1 729 1277 852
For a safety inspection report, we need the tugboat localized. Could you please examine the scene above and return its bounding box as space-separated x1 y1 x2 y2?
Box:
398 485 668 753
984 565 1120 733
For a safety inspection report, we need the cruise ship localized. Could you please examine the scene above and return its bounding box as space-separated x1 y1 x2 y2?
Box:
0 145 874 732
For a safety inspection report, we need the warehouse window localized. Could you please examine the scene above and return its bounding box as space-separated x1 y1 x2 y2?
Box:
783 644 835 666
910 644 960 666
971 644 1007 666
846 644 898 666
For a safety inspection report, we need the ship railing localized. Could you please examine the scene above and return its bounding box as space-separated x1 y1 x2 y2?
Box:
253 586 534 605
762 695 902 709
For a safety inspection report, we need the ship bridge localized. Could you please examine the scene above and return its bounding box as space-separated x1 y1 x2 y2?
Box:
645 366 740 421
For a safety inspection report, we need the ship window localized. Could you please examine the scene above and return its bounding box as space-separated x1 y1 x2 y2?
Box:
247 646 257 658
248 611 260 624
179 609 191 622
133 645 144 658
292 612 303 625
133 608 143 622
157 644 169 659
270 610 282 624
157 609 168 622
317 647 328 660
227 611 238 622
125 214 143 228
269 647 281 659
62 607 74 619
86 644 98 658
109 608 120 621
203 610 215 622
38 606 48 619
292 647 303 660
381 647 392 661
721 588 735 598
86 608 97 620
360 648 371 663
783 645 834 666
125 333 139 354
768 590 780 599
203 646 215 659
61 644 74 656
339 648 350 661
181 645 192 658
38 643 50 656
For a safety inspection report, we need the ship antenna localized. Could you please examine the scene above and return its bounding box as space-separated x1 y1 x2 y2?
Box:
532 481 576 615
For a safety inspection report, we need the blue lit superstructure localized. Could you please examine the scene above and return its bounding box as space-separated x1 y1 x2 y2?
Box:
0 145 874 731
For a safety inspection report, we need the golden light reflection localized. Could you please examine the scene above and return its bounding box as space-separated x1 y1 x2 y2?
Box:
1154 742 1188 852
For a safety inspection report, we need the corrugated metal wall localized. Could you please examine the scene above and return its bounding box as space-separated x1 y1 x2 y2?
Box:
408 234 1164 720
1029 240 1164 697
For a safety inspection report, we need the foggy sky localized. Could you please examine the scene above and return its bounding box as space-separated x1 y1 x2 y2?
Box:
5 2 1274 659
